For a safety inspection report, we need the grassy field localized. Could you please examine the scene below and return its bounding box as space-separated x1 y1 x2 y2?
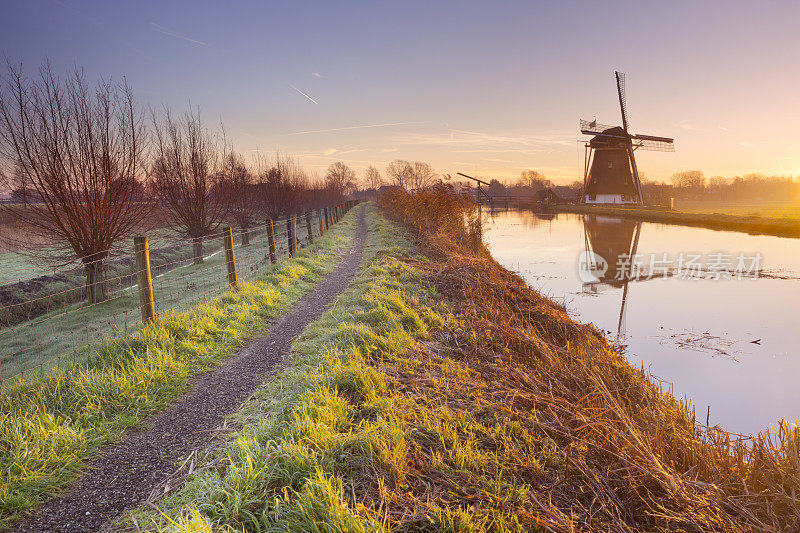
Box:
0 224 284 326
674 200 800 219
115 198 798 531
0 210 356 528
0 224 305 382
554 202 800 238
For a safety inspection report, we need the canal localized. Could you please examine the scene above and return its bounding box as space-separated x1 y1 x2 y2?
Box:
483 209 800 436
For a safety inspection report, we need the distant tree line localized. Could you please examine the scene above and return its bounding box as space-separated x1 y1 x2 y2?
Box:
456 169 582 201
645 171 800 202
476 168 800 205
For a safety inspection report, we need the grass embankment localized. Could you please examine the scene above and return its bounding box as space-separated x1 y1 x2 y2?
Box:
0 211 357 528
552 203 800 238
675 200 800 220
120 195 798 532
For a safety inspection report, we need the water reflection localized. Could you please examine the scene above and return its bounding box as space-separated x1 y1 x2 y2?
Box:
581 216 642 339
483 209 800 436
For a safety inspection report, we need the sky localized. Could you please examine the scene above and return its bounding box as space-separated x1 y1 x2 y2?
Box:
2 0 800 185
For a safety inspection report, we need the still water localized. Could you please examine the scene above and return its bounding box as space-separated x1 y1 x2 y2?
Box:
483 209 800 436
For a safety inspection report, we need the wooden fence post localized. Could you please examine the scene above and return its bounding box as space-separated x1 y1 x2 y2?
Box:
287 216 297 257
292 215 298 252
223 226 238 288
134 236 155 323
305 211 314 245
318 209 324 236
266 219 277 264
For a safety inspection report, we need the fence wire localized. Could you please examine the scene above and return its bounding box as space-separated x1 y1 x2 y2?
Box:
0 208 341 387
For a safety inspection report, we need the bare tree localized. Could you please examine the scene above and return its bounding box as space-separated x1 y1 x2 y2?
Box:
151 108 227 264
408 161 437 190
221 150 256 245
386 159 412 188
283 155 310 212
258 166 284 221
325 161 356 196
0 61 150 303
386 160 437 190
364 165 382 189
671 170 706 189
256 152 310 221
517 169 550 190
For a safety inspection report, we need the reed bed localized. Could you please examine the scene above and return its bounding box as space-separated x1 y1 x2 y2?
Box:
379 185 799 531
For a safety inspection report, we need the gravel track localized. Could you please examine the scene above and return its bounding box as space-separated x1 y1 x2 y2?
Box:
11 206 366 533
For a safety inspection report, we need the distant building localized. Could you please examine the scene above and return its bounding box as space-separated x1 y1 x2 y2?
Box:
534 188 562 204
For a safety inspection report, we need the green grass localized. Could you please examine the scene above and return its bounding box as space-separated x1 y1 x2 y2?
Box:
0 227 204 327
674 199 800 220
0 225 303 381
0 210 356 529
118 206 541 532
0 252 57 285
117 202 800 532
112 206 419 530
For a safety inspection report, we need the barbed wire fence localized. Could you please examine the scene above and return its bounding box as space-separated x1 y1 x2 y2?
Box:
0 201 357 389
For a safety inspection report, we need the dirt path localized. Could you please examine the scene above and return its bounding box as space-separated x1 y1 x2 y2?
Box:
11 206 366 533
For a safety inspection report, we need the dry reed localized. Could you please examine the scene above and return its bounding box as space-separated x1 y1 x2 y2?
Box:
378 185 799 531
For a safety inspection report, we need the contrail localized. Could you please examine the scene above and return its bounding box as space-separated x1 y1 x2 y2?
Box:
289 84 319 105
149 22 207 46
287 121 425 135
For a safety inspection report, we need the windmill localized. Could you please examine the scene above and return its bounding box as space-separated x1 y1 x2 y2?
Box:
581 71 674 205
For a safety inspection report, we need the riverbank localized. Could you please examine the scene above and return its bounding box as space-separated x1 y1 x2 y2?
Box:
551 203 800 238
119 197 798 532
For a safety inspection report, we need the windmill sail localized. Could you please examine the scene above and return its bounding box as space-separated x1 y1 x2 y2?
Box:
616 71 629 132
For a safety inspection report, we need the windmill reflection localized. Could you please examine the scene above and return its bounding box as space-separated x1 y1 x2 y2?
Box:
581 215 642 339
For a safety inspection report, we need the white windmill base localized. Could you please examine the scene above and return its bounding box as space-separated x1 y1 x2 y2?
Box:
583 194 640 205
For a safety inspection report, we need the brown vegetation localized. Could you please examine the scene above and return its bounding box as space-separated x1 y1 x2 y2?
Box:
378 185 799 531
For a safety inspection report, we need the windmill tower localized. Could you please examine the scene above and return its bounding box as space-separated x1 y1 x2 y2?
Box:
581 71 674 205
